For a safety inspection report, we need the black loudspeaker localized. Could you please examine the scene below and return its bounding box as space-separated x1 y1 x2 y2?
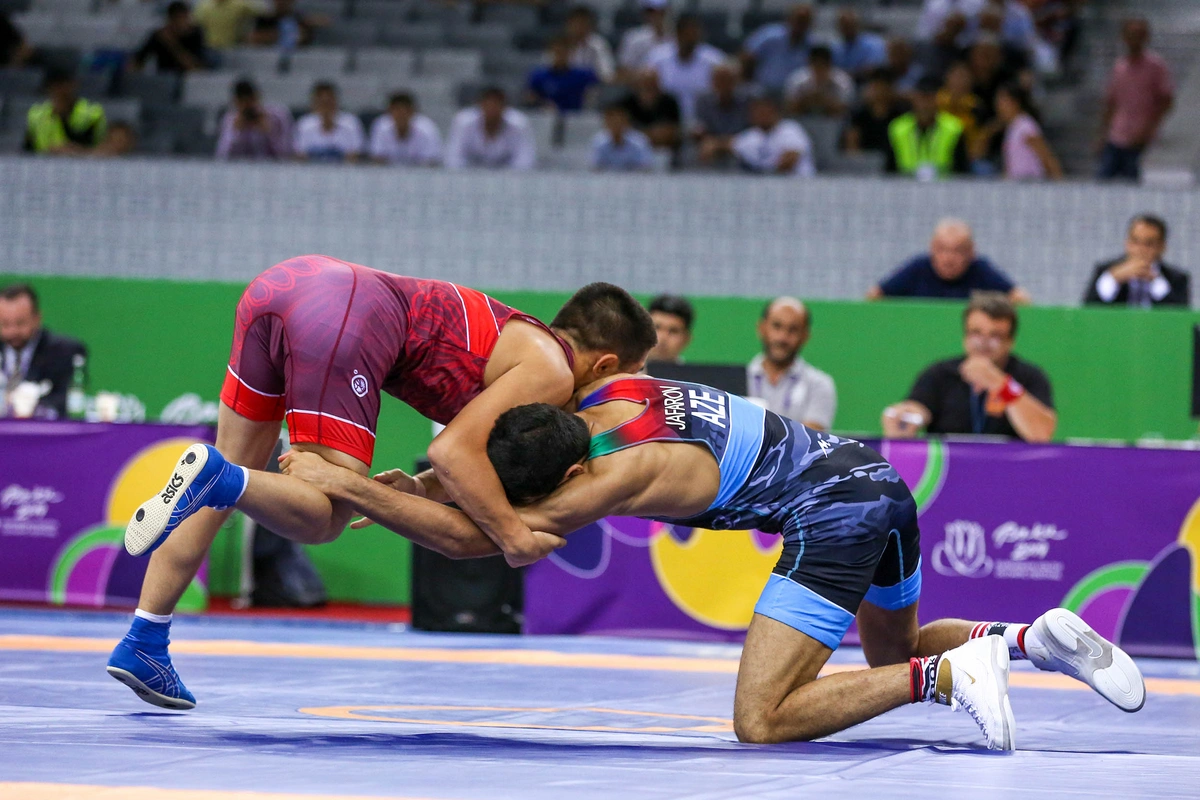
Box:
409 460 524 633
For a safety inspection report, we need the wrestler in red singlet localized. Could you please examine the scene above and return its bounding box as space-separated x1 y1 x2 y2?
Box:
220 254 574 465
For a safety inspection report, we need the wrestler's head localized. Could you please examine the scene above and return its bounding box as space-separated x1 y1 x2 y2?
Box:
487 403 590 505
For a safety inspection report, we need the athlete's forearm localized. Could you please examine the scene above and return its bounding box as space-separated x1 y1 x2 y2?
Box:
427 441 542 560
337 471 501 559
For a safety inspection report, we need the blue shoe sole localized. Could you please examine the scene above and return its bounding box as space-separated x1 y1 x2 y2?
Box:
125 443 213 556
106 666 196 710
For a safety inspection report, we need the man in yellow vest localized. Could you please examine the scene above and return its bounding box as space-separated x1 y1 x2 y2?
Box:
885 76 969 179
24 71 107 155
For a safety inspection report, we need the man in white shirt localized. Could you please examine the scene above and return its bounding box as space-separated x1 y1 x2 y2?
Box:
732 94 815 176
746 296 837 430
784 44 855 118
617 0 672 82
566 5 615 83
368 91 442 166
444 87 537 170
293 81 364 162
648 13 726 124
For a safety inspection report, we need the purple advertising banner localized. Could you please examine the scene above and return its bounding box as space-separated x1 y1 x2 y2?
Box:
525 439 1200 659
0 421 214 609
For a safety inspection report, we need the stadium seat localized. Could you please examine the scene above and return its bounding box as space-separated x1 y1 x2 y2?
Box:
222 47 284 76
401 76 456 107
797 115 841 172
352 47 416 78
418 48 481 81
334 75 385 111
562 110 603 148
287 47 351 75
100 97 142 126
181 71 239 110
312 20 380 47
0 67 45 98
117 72 180 106
77 71 112 99
445 23 512 51
380 21 445 49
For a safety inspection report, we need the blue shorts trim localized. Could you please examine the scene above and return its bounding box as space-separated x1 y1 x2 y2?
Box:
753 573 854 650
863 559 922 610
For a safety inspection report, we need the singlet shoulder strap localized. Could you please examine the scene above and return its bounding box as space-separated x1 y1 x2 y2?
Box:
579 378 681 460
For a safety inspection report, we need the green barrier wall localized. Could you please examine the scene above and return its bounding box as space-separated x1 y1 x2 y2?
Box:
6 275 1199 605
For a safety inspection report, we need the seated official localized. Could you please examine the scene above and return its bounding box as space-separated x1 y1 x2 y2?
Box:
881 293 1055 442
1084 214 1190 308
1 283 87 419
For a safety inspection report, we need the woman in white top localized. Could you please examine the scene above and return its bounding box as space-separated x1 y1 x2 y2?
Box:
368 92 443 166
293 81 364 163
995 83 1062 181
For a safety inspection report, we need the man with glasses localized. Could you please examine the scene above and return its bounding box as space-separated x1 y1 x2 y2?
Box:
881 292 1056 441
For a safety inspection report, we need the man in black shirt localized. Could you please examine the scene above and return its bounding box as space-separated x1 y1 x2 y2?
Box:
621 67 682 151
881 293 1056 442
132 1 208 74
843 68 907 154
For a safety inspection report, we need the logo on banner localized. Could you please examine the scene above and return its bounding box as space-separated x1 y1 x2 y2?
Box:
932 520 993 577
932 519 1068 580
0 484 64 537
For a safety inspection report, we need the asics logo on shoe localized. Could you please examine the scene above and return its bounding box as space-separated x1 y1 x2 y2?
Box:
161 474 185 503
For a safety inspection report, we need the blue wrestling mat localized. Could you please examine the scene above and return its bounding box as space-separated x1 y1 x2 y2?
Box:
1 608 1198 799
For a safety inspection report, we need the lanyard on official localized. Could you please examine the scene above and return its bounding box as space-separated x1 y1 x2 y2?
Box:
969 390 986 434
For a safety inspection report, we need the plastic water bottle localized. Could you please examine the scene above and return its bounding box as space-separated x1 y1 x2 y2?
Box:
279 16 301 55
67 354 87 420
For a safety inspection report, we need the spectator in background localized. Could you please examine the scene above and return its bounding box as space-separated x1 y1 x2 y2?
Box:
843 68 907 154
740 3 814 95
915 12 967 82
445 86 537 170
747 297 836 430
936 62 981 142
975 1 1033 73
565 5 614 83
93 121 137 157
249 0 325 49
994 83 1061 180
1084 215 1190 308
784 44 854 119
732 94 814 177
617 0 672 81
527 36 599 113
621 67 682 152
885 36 923 94
24 72 106 156
1097 18 1174 182
884 77 969 178
694 60 750 168
132 2 209 74
0 284 87 420
649 13 725 125
194 0 264 50
0 12 33 67
293 82 363 162
869 218 1030 302
918 0 984 42
216 78 292 159
646 294 694 363
591 101 655 171
832 8 886 82
1031 0 1082 72
882 293 1055 442
369 92 442 166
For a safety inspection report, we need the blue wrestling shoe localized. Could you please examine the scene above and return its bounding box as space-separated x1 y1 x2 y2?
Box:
106 616 196 710
124 444 246 557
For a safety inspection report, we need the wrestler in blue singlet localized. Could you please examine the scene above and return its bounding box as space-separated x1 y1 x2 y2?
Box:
580 377 923 650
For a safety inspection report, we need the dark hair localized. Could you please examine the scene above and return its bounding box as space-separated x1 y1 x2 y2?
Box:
603 99 629 115
480 85 507 103
1 283 39 313
166 1 190 17
44 69 77 89
233 78 259 99
568 5 596 22
648 294 695 331
865 66 894 85
809 44 833 63
487 404 591 504
964 292 1017 337
997 81 1035 117
1129 213 1167 243
388 91 415 108
311 80 338 96
551 282 658 366
915 75 942 95
676 12 700 31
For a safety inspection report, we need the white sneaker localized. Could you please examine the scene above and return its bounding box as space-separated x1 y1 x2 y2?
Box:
937 635 1016 751
1027 608 1145 712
